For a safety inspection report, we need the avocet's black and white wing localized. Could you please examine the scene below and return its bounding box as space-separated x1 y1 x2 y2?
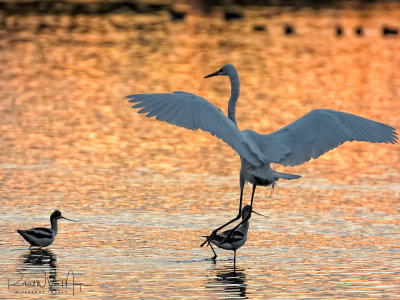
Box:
18 227 53 239
17 227 54 247
213 228 245 244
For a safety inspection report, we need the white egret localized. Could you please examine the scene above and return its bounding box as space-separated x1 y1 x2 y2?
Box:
127 64 398 245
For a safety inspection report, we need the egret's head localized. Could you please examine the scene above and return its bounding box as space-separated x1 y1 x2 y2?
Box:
204 64 235 78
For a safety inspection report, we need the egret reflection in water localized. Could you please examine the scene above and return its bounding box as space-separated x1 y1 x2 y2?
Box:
127 64 398 244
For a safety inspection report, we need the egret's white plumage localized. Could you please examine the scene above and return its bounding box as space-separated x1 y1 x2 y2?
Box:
127 64 398 243
17 210 76 249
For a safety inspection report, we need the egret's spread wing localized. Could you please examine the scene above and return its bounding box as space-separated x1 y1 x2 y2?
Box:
262 109 397 167
127 91 263 165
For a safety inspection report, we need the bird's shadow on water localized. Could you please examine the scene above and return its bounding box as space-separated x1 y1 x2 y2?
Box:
11 249 60 293
20 249 57 268
19 248 57 277
205 263 247 299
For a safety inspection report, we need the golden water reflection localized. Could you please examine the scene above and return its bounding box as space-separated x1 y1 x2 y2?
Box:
0 3 399 299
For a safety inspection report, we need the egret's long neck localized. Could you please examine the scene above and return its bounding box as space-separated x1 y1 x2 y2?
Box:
227 70 240 126
51 218 58 233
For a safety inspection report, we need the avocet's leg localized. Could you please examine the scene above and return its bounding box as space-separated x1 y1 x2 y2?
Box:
209 244 217 260
233 250 237 270
201 178 245 247
221 184 256 243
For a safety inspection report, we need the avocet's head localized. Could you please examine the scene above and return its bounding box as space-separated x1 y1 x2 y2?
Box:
241 205 268 220
204 64 236 78
50 210 77 222
242 205 252 220
51 210 62 220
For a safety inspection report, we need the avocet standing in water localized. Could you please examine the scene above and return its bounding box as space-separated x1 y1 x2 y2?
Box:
204 205 258 267
17 210 76 249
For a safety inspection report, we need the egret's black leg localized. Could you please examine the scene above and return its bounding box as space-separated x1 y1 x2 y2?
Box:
221 184 256 243
210 244 217 261
266 180 275 199
201 178 245 247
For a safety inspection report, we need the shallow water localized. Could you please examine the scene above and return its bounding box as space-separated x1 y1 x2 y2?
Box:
0 3 400 299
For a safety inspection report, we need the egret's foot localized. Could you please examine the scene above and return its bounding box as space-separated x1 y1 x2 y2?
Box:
201 236 211 247
201 231 216 247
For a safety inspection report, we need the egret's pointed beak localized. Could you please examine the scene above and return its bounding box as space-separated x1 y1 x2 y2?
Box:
252 210 268 218
61 216 78 222
204 70 220 78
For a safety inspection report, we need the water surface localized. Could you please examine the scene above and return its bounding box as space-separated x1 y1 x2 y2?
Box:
0 4 399 299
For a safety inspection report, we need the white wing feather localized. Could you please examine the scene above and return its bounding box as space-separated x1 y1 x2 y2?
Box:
127 91 263 166
257 109 398 167
128 93 397 168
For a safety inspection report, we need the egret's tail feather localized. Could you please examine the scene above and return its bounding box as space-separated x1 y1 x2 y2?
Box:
274 171 301 181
